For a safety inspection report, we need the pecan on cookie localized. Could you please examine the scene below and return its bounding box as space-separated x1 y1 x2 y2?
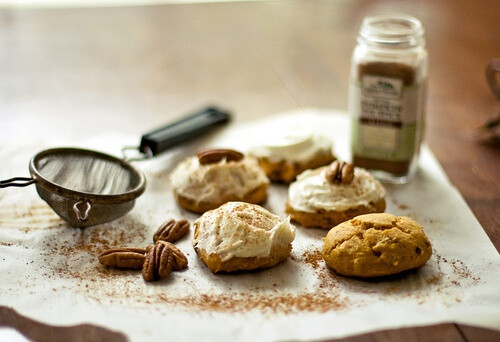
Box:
197 149 244 165
325 161 354 184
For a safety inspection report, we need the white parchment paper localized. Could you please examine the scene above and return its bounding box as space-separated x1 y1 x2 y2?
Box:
0 109 499 341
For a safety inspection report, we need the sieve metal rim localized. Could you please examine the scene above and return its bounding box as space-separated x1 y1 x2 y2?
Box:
29 147 146 204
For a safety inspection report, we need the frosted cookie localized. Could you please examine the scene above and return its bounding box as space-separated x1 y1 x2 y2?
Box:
170 149 270 214
286 161 386 228
248 129 335 183
322 213 432 277
192 202 296 273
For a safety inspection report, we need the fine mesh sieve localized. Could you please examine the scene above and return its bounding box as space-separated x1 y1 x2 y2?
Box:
29 148 146 228
0 107 231 227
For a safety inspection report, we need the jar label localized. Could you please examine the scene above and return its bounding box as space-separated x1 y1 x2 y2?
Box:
362 75 403 100
349 76 424 162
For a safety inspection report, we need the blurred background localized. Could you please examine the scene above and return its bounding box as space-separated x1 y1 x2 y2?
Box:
0 0 498 245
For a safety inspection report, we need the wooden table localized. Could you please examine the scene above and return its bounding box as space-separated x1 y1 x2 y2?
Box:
0 0 498 341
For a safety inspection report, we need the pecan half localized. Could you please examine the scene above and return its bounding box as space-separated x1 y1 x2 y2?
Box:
197 148 243 165
98 247 146 269
325 161 355 184
142 241 188 282
153 219 190 243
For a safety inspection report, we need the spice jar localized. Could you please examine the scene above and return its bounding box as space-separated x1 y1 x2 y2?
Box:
349 15 428 183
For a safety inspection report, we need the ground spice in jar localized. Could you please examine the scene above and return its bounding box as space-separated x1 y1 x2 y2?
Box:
358 62 416 86
349 15 428 183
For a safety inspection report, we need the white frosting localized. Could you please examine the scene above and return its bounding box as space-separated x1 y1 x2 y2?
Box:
248 128 332 162
288 166 386 212
193 202 296 262
170 155 269 204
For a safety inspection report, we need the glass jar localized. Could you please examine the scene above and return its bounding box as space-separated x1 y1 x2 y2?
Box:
349 15 428 184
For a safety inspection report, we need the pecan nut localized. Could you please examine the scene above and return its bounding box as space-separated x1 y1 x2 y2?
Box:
153 219 190 243
325 161 355 184
98 247 146 269
197 148 244 165
142 241 188 282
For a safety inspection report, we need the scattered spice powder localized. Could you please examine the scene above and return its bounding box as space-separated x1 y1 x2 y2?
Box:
35 221 351 314
1 202 483 315
44 232 482 313
155 291 346 314
390 199 410 211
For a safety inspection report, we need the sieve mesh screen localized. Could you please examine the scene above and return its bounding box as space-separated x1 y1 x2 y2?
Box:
35 153 135 195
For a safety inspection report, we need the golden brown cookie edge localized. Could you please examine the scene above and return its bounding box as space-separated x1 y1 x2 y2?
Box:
195 243 292 273
285 197 386 229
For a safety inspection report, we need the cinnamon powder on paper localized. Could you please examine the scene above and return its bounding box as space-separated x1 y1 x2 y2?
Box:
27 209 481 315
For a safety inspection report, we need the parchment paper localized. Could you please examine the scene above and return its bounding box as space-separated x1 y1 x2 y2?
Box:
0 109 499 341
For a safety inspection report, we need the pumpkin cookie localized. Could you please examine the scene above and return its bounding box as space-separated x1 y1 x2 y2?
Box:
192 202 296 273
248 129 335 183
286 161 386 228
322 213 432 277
170 149 269 214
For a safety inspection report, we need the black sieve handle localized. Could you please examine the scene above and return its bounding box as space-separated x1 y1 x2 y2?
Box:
139 106 231 156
